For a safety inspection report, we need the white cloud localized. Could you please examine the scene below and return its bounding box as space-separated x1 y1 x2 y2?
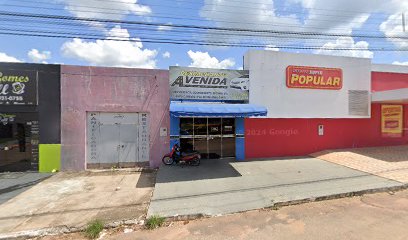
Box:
157 23 173 31
62 0 151 20
162 51 171 58
291 0 408 47
264 44 279 51
289 0 374 34
315 37 373 58
187 50 235 69
200 0 408 51
200 0 301 44
0 52 21 62
61 25 158 68
28 49 51 63
380 13 408 50
393 61 408 66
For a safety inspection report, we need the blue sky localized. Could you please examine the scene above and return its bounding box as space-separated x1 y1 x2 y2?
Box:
0 0 407 69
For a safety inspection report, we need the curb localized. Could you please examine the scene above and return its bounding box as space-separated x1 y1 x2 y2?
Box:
163 183 408 222
271 183 408 208
0 217 145 240
1 184 407 239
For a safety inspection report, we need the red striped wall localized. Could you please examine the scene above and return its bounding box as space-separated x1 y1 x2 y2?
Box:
245 104 408 158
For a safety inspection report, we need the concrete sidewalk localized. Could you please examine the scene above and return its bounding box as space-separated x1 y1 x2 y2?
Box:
148 157 405 218
0 170 155 239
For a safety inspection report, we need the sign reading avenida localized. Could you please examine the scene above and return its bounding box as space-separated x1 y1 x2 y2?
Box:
169 66 249 101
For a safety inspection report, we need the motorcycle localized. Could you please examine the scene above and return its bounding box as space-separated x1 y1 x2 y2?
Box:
162 144 201 166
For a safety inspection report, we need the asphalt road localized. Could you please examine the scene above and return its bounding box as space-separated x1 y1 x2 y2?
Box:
112 189 408 240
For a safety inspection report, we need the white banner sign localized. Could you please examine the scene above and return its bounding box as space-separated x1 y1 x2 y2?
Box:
170 66 249 101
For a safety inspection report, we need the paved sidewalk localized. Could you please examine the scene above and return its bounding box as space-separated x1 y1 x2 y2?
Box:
0 170 155 239
148 158 404 218
312 145 408 183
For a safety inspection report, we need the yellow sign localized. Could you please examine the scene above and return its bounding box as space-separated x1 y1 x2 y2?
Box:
381 105 403 137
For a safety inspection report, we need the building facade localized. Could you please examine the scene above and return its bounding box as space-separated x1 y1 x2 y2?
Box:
1 51 407 172
0 63 61 172
244 51 408 158
60 65 169 170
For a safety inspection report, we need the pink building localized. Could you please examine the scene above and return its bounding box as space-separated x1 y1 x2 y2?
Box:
60 65 169 170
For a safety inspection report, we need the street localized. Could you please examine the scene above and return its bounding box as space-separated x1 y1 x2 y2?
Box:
110 189 408 240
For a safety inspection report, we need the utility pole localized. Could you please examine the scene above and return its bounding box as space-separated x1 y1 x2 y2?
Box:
403 13 406 32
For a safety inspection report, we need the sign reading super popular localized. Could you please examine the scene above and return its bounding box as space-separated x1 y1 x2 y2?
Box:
286 66 343 90
170 66 249 101
0 70 38 105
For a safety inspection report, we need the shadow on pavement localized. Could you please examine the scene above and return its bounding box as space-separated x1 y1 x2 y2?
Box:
156 158 241 183
135 170 156 188
0 172 53 205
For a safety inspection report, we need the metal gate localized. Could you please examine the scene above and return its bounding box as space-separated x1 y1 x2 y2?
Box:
87 112 149 167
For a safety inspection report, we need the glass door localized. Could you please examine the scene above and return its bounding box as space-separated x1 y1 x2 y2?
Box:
208 118 222 159
179 117 236 159
222 118 235 158
0 114 33 172
193 118 208 158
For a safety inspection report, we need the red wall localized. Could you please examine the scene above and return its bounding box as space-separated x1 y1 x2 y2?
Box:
372 72 408 92
245 104 408 158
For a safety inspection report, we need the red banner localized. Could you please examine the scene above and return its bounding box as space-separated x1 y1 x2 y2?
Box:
286 66 343 90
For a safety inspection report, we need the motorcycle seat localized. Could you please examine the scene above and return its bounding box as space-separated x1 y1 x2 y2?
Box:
180 151 199 157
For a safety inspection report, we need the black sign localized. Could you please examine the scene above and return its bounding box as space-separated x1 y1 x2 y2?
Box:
0 70 38 105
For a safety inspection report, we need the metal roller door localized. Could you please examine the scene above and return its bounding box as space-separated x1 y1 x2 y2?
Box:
87 112 149 167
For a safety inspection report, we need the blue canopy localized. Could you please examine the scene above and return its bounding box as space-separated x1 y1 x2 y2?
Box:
170 103 267 117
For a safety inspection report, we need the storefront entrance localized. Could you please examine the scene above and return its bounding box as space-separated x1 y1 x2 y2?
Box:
0 113 38 172
180 118 235 159
86 112 150 168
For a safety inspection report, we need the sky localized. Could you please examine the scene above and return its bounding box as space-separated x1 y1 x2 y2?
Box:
0 0 407 70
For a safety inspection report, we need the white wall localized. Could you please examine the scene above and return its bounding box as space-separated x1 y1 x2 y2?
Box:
244 51 371 118
372 64 408 74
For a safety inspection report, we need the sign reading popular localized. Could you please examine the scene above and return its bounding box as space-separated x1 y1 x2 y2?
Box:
286 66 343 90
0 70 38 105
170 66 249 101
381 105 403 138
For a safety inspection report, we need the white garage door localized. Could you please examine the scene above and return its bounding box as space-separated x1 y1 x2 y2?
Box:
87 112 149 166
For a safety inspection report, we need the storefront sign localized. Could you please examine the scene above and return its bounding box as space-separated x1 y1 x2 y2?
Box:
381 105 403 137
170 66 249 101
0 70 38 105
0 113 16 125
286 66 342 90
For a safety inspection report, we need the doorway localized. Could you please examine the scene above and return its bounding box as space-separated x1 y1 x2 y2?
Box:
179 118 235 159
0 113 36 172
86 112 150 168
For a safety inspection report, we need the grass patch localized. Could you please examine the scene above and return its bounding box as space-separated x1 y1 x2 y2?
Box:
145 215 165 229
84 219 104 239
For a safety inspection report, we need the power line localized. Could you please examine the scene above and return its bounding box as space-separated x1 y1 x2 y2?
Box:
9 0 397 22
0 30 403 51
30 0 400 15
3 4 396 29
0 17 404 47
0 11 406 40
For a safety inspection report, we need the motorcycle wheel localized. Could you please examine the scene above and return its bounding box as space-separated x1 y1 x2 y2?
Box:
162 156 174 165
190 157 200 166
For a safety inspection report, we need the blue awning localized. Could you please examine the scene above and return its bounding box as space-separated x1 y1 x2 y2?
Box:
170 103 267 117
